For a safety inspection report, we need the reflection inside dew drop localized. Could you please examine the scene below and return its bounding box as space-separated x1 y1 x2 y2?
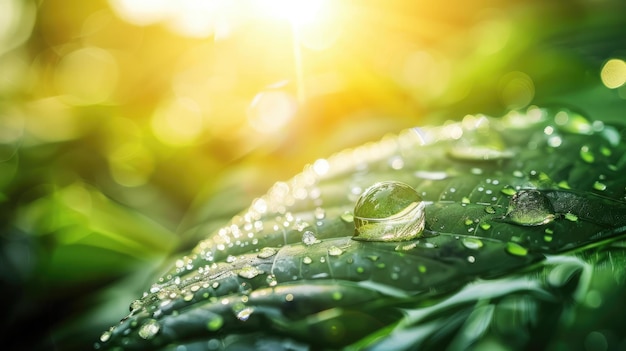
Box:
352 181 426 241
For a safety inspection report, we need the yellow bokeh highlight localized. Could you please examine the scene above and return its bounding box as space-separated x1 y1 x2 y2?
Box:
0 0 36 57
24 98 82 143
151 97 205 146
601 58 626 89
108 142 155 187
108 0 170 26
54 47 119 105
247 91 297 134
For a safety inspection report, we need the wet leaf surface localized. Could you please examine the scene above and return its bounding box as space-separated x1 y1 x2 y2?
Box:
97 108 626 350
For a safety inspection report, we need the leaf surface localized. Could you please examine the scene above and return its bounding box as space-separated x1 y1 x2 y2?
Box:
96 108 626 351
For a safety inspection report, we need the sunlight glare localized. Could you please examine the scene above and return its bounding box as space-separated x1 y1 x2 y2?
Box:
260 0 327 27
108 0 171 26
151 97 204 146
247 91 297 134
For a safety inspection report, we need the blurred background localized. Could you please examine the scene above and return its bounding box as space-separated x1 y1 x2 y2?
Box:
0 0 625 350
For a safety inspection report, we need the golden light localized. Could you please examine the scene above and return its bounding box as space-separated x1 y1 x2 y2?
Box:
151 97 205 146
247 90 297 134
53 47 119 105
108 0 171 26
258 0 328 27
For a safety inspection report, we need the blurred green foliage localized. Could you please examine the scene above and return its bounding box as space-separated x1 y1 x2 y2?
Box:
0 0 625 350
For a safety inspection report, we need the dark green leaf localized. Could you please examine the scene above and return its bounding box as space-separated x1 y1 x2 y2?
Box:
96 108 626 351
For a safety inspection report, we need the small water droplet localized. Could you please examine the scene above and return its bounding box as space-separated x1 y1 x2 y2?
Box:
467 256 476 263
302 256 312 264
238 265 264 279
266 274 278 287
593 181 607 191
395 242 417 251
236 307 254 321
99 330 112 343
285 293 294 302
328 246 343 256
484 206 496 214
501 187 516 196
302 231 320 245
138 319 160 340
340 211 354 223
332 291 343 301
462 237 484 249
564 212 578 222
421 242 437 249
183 291 194 301
580 145 595 163
480 222 491 230
129 299 143 313
505 189 555 226
462 197 470 204
257 247 278 258
464 218 474 226
418 265 427 273
353 181 426 241
544 235 553 242
239 282 252 294
207 316 224 331
226 255 237 263
314 207 326 220
506 242 529 256
557 180 571 189
356 266 365 274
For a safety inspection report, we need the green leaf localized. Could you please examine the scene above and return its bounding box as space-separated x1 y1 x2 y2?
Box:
96 107 626 350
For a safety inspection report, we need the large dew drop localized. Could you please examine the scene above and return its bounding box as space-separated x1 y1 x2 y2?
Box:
353 181 425 241
504 189 555 226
